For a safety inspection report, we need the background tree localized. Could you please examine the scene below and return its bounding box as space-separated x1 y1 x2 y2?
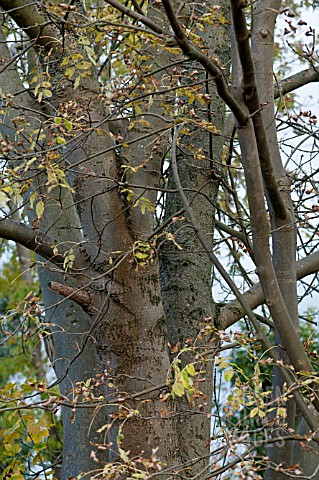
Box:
0 0 318 479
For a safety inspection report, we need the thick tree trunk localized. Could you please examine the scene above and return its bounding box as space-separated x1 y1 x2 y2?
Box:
0 29 107 479
160 1 230 472
36 201 107 478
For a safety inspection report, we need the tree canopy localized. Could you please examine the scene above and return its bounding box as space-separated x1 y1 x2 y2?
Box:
0 1 318 479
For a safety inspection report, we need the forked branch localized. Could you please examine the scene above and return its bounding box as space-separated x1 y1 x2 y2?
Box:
230 0 287 220
161 0 247 124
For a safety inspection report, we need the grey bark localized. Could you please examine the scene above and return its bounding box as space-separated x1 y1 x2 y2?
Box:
35 193 106 479
0 20 106 478
251 2 299 477
1 1 319 479
160 0 230 470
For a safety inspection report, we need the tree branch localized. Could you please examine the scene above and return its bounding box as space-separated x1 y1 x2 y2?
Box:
219 250 319 329
224 65 319 136
104 0 168 36
48 281 94 314
231 0 287 221
0 216 65 265
274 65 319 97
170 125 319 436
215 219 252 252
160 0 247 125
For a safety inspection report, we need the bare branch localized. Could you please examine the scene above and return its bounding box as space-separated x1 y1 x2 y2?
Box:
215 219 252 252
219 251 319 329
275 65 319 97
224 65 319 136
160 0 247 124
231 0 287 220
48 281 94 314
104 0 168 36
0 216 65 265
170 125 319 435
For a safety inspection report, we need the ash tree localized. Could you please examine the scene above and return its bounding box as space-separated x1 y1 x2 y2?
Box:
0 0 318 479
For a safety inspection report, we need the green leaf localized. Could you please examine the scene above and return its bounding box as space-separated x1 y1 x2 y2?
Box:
10 474 25 480
135 252 148 260
118 447 130 463
64 120 72 131
42 89 52 98
224 370 235 382
4 442 21 456
56 136 66 145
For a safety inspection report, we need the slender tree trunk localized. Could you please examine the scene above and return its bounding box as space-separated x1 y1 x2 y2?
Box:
251 3 299 477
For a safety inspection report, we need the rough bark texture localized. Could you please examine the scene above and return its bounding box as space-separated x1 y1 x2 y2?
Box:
159 0 230 470
0 0 183 473
1 1 319 479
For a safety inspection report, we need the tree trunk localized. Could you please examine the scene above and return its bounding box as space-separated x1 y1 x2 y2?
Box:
251 2 299 477
160 1 230 472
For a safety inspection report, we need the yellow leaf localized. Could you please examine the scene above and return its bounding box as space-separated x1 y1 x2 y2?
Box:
74 76 81 90
36 200 44 218
10 474 24 480
127 120 136 131
77 61 92 70
134 104 142 116
166 47 181 55
224 370 235 382
185 363 196 376
60 57 70 67
0 190 9 207
29 191 37 209
95 31 105 43
42 89 52 98
33 428 49 443
250 407 259 418
138 119 152 127
172 380 184 397
64 66 75 79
